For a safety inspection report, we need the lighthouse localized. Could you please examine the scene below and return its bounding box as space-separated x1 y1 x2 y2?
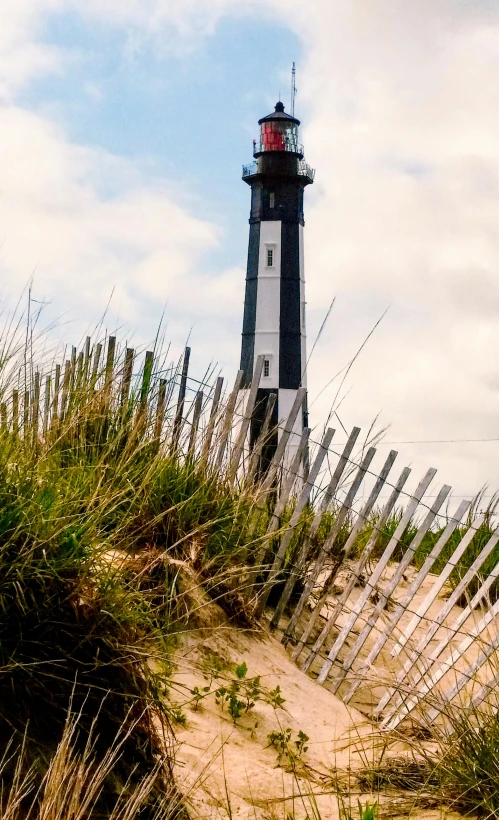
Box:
240 101 314 465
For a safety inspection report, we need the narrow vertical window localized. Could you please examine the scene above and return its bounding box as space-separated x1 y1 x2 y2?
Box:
269 192 275 208
267 248 274 267
263 359 270 378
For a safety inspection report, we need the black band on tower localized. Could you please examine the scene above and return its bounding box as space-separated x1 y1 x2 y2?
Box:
279 221 301 390
240 221 260 387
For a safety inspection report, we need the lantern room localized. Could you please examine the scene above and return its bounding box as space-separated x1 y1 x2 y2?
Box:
254 101 303 158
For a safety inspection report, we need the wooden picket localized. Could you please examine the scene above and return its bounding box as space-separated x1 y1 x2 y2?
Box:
348 498 471 701
254 426 335 618
339 484 452 702
377 524 499 722
299 453 403 672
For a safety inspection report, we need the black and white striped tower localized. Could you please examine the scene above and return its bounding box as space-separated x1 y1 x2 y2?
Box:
240 101 315 465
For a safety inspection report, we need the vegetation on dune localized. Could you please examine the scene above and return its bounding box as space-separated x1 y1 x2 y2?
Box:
0 320 259 817
1 308 499 819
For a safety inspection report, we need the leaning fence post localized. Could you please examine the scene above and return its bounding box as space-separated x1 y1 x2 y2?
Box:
120 348 134 413
353 497 470 711
299 451 401 671
378 521 499 724
31 371 40 442
201 376 224 463
254 426 335 620
245 392 277 486
282 429 367 644
43 375 51 436
282 445 377 643
154 379 167 443
23 390 29 438
340 483 452 702
188 391 204 457
214 370 244 470
259 387 307 493
12 389 19 436
172 346 191 450
226 355 265 484
315 467 437 686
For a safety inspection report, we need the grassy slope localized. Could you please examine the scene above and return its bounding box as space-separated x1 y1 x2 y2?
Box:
0 324 499 818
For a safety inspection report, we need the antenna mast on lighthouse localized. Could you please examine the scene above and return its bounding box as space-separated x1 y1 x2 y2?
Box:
291 62 297 116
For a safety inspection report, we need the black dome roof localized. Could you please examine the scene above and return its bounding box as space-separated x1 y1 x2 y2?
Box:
258 101 300 126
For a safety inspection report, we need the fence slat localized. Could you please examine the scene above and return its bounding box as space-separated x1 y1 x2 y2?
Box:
254 427 335 619
246 392 277 485
43 375 51 435
284 445 377 644
139 351 154 412
201 376 224 462
104 336 116 399
368 498 471 716
300 452 401 672
91 344 102 388
428 576 499 721
259 388 307 493
172 347 191 449
226 355 265 484
284 438 376 647
23 390 29 436
305 427 362 545
120 348 134 411
385 593 499 731
392 512 487 658
246 387 307 538
12 390 19 435
188 391 204 457
315 468 437 683
353 498 471 709
154 379 167 442
340 484 452 701
470 668 499 712
214 370 244 470
243 427 311 599
32 371 40 440
84 336 91 381
260 427 311 543
60 360 71 422
378 522 499 722
0 403 6 431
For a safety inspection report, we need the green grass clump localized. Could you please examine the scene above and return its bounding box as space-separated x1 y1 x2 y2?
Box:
0 323 258 816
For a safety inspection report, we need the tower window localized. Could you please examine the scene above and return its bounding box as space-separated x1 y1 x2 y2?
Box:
263 358 270 378
269 192 275 208
266 248 274 267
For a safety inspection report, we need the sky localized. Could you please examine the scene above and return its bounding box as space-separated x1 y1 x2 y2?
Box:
1 0 499 504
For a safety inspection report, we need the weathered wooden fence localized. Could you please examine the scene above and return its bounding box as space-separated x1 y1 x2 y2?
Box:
2 336 499 732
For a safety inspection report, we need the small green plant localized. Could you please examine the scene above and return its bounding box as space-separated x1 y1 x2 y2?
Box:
190 684 210 711
169 704 187 726
266 684 286 709
268 728 292 757
235 661 248 679
357 801 378 820
267 727 309 766
339 797 378 820
215 685 245 723
295 729 309 756
214 662 262 724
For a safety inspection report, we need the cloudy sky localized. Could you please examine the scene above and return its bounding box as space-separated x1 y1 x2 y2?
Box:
1 0 499 503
